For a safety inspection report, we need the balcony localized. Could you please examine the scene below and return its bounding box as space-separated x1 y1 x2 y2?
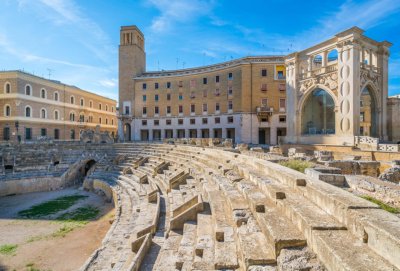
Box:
256 106 274 119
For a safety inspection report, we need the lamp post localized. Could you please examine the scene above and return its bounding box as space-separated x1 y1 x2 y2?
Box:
15 121 20 143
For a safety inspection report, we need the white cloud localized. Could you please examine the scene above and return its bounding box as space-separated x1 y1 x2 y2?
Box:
100 78 118 88
148 0 215 33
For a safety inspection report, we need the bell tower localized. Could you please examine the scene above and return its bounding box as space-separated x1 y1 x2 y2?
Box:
118 25 146 116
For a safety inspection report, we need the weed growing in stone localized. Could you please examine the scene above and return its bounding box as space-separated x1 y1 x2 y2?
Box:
0 244 18 255
18 195 87 218
361 195 400 214
278 159 314 173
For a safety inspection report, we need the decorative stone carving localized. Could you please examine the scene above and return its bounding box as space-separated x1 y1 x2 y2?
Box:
80 125 113 144
360 69 380 90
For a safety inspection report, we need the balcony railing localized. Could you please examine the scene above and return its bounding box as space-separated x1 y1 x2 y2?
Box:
256 106 274 117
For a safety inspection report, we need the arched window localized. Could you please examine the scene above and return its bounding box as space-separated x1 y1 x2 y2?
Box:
4 82 11 94
41 88 47 99
89 100 93 108
70 112 75 121
112 119 114 125
313 55 322 69
41 108 47 119
302 89 335 135
80 98 84 106
99 103 102 110
79 114 85 122
54 92 59 101
25 85 32 95
327 49 338 62
54 110 59 120
111 106 114 112
25 106 32 117
360 87 378 137
105 105 108 111
4 105 11 117
105 118 108 125
99 117 102 124
70 96 75 104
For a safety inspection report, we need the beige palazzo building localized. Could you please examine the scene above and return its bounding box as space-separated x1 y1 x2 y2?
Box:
0 70 117 142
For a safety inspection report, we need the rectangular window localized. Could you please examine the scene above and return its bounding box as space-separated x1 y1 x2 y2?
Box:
125 106 130 115
261 84 267 92
228 86 233 95
179 93 183 100
203 103 208 112
166 82 171 88
228 100 233 110
167 93 171 100
191 104 195 113
3 127 10 141
202 118 208 124
228 72 233 80
360 112 365 122
155 94 159 101
25 128 32 140
70 129 75 140
166 106 171 114
190 118 196 125
279 115 286 123
261 69 267 77
215 89 220 96
166 119 171 125
143 95 146 102
178 81 183 87
142 83 147 90
215 117 220 124
203 77 207 84
41 128 47 137
54 129 60 140
154 120 159 126
261 98 268 106
190 91 195 99
277 71 284 79
215 103 220 111
178 119 183 125
190 79 196 88
227 116 234 123
279 98 286 111
155 82 159 89
179 105 183 113
216 75 220 83
142 120 147 126
155 106 159 114
203 89 207 97
279 84 286 91
142 107 147 115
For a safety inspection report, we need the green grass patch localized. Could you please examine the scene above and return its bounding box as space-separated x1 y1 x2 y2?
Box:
18 195 87 218
360 196 400 214
52 205 100 238
0 244 18 255
278 159 314 173
56 206 99 223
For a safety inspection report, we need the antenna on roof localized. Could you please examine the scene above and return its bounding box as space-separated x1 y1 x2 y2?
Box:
47 68 54 79
176 58 179 69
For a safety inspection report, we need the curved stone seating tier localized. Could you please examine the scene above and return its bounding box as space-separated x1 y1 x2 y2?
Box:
2 142 399 270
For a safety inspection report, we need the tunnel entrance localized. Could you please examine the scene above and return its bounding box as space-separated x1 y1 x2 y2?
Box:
84 160 97 176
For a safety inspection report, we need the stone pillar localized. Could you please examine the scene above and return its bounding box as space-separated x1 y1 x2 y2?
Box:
285 57 297 143
222 128 227 139
148 129 153 141
322 51 328 67
160 129 165 140
172 129 177 139
369 49 373 70
185 129 189 138
378 43 391 140
337 39 361 143
197 129 202 138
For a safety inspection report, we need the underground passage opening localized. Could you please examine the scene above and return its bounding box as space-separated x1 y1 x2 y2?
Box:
4 165 13 173
84 160 97 176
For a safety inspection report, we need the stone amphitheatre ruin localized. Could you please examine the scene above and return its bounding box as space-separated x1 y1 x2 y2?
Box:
0 138 399 271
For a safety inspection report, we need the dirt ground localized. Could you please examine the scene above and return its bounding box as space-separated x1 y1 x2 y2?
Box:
0 188 114 271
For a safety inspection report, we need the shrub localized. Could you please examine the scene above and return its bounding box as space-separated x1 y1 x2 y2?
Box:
278 159 313 173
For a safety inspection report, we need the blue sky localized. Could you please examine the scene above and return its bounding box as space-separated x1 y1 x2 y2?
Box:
1 0 400 101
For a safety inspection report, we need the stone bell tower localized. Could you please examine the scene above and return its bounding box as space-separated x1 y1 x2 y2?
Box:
118 25 145 140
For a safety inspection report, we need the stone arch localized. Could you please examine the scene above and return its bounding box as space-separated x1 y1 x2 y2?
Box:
359 82 380 137
327 49 338 62
124 123 131 141
300 87 337 135
297 84 339 114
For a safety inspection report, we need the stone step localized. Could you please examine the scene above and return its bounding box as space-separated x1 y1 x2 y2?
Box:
192 212 214 270
312 230 398 271
176 221 197 269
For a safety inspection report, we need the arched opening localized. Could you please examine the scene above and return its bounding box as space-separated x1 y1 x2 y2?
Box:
302 88 335 135
327 49 338 62
360 86 378 137
124 123 131 141
84 159 96 176
313 55 322 69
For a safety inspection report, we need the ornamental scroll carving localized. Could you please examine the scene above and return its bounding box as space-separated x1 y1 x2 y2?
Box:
360 69 380 91
299 72 338 95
